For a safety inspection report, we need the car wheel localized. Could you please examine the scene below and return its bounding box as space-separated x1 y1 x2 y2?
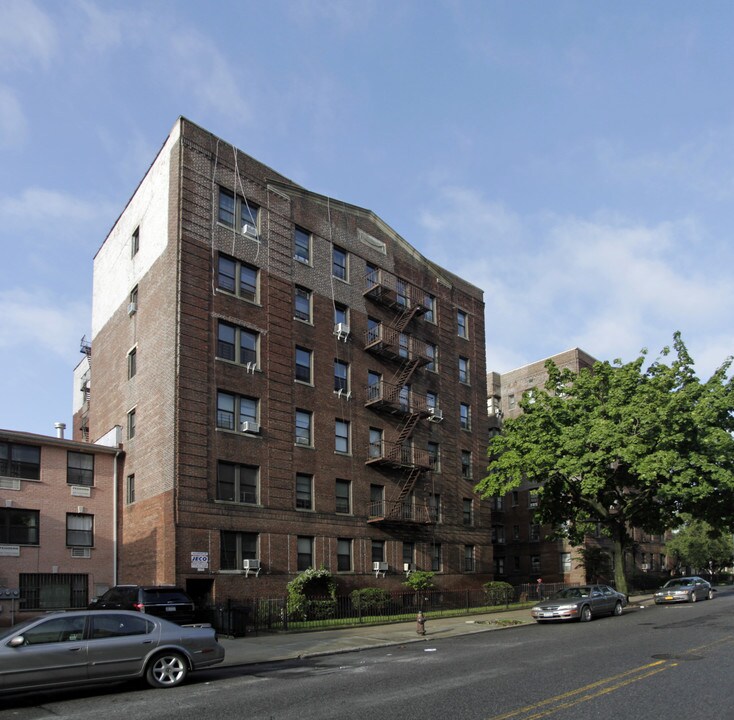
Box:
146 652 189 688
689 592 697 603
708 589 714 600
579 605 592 622
612 601 623 617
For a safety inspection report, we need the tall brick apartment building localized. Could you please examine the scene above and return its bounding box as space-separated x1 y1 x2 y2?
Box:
75 117 492 606
488 349 669 586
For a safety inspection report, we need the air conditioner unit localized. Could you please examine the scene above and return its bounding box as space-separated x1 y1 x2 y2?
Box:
373 562 388 572
295 436 310 445
241 421 260 434
243 559 260 570
242 223 259 239
71 547 91 559
334 323 350 340
641 563 649 571
127 302 137 316
428 407 444 423
403 563 415 573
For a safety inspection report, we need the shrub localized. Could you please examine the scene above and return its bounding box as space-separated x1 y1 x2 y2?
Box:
350 588 391 614
483 580 514 605
286 566 337 620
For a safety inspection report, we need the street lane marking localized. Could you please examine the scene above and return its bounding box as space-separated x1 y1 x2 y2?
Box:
486 660 673 720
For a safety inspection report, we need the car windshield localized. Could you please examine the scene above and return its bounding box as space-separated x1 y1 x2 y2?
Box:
664 579 691 588
0 617 39 642
552 588 590 600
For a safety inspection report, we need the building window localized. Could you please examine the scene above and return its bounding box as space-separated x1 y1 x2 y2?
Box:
493 496 504 511
337 538 352 572
464 545 475 572
131 227 140 257
531 555 541 573
129 285 138 313
424 293 436 323
334 360 349 393
367 316 381 345
127 408 136 439
334 303 349 328
560 552 572 573
370 484 384 516
459 356 470 384
296 473 313 510
66 513 93 547
492 525 506 544
514 556 521 571
67 452 94 486
126 474 135 504
217 322 258 367
0 442 41 480
335 479 351 514
218 187 259 235
294 286 312 322
295 410 312 446
367 371 382 402
220 531 258 571
332 245 348 281
371 539 385 563
529 524 541 542
218 462 258 504
431 543 442 572
511 491 519 507
294 226 311 264
428 494 441 523
218 255 258 302
297 536 313 570
457 309 468 338
216 391 258 431
508 394 516 409
463 498 473 525
368 427 383 459
461 450 472 479
403 541 415 568
127 347 137 379
427 442 440 472
396 277 408 307
529 490 540 508
426 343 437 372
494 557 505 576
426 391 438 413
335 419 350 454
513 524 520 540
0 508 39 544
460 403 471 430
295 346 313 384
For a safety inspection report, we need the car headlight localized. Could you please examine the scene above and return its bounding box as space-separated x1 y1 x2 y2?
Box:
554 604 577 611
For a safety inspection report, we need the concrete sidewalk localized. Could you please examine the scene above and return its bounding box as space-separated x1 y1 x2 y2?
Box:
217 595 653 667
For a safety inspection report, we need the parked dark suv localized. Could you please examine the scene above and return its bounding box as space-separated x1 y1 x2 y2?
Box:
89 585 196 625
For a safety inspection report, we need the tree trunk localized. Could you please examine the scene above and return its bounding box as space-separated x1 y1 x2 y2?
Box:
611 528 628 594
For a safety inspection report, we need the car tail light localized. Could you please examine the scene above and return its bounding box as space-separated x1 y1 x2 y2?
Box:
134 603 145 612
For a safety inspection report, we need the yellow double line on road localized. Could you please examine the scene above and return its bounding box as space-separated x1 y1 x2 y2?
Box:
488 635 734 720
486 660 674 720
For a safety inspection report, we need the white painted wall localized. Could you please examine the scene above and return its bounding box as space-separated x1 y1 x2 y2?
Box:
91 120 181 339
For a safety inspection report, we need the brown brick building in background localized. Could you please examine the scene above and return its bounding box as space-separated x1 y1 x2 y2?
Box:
488 349 670 586
75 117 492 606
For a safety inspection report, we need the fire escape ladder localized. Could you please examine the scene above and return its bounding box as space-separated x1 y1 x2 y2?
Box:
391 357 422 389
395 466 423 505
394 305 421 332
395 412 421 446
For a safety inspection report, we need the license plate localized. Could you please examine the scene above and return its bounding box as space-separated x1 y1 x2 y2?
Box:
665 596 673 600
166 606 176 612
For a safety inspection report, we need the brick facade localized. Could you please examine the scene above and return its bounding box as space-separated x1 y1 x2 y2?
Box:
83 118 493 605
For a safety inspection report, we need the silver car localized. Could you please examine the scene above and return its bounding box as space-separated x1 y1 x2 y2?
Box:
0 609 224 694
531 585 627 623
654 576 714 604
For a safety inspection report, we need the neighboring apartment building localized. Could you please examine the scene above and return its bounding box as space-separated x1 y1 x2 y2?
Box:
488 349 669 585
0 427 119 624
76 117 492 606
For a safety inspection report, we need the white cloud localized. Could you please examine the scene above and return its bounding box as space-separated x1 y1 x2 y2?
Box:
0 187 113 228
0 0 57 70
0 85 27 147
0 289 89 359
417 186 733 378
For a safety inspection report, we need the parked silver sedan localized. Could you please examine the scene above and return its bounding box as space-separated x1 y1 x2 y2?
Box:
531 585 627 623
654 576 714 604
0 609 224 694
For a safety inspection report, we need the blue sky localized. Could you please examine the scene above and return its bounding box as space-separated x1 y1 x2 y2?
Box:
1 0 732 437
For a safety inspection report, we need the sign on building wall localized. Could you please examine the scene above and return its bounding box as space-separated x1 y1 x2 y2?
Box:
191 552 209 571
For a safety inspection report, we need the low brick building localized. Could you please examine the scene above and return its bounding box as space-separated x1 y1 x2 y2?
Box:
77 117 493 607
0 427 120 624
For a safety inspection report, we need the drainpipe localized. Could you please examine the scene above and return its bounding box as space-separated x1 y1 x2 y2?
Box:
113 449 121 585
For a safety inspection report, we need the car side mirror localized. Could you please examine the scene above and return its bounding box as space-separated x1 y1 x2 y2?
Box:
9 635 25 648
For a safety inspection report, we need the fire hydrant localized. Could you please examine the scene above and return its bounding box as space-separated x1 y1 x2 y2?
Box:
416 610 426 635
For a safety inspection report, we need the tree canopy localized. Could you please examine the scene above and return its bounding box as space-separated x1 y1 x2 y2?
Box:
476 334 734 593
665 517 734 578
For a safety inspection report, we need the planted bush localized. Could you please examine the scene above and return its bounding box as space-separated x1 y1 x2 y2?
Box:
350 587 391 614
483 581 514 605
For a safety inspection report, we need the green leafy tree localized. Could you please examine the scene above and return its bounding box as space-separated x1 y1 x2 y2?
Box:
666 517 734 578
477 334 734 594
